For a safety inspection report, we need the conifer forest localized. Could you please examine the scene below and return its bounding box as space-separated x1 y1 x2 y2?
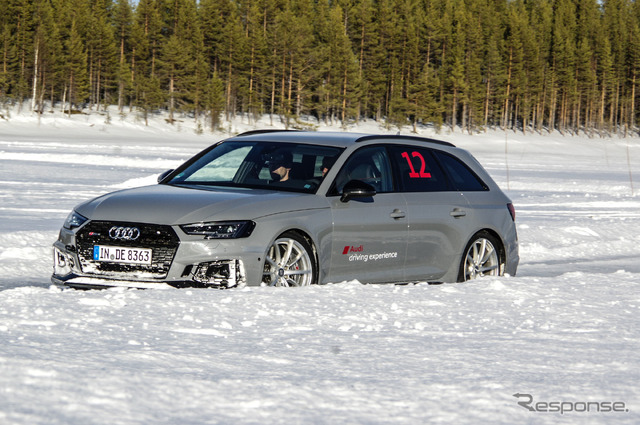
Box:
1 0 640 134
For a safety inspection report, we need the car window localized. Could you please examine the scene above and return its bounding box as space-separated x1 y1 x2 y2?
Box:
390 146 450 192
331 146 394 194
186 145 252 182
169 141 343 193
434 151 488 191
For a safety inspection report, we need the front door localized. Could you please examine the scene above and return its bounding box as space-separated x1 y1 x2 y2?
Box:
327 146 408 283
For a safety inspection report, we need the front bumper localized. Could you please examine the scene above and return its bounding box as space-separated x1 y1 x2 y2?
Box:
53 243 249 289
52 221 265 289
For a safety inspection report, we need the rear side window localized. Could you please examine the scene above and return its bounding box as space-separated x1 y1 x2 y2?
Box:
390 146 450 192
434 151 488 191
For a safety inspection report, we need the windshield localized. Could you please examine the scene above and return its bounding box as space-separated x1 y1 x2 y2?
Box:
167 141 343 193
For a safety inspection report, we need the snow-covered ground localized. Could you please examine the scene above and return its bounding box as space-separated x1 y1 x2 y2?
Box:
1 108 639 424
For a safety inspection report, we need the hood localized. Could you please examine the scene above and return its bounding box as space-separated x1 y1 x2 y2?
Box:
75 184 323 225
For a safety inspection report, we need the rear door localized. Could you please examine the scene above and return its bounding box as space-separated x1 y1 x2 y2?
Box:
389 146 472 281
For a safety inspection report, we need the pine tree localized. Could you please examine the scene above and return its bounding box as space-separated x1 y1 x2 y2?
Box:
64 19 89 113
209 0 246 121
270 0 313 127
161 0 206 122
595 26 614 133
0 0 14 101
441 0 468 130
602 0 628 132
335 4 360 127
199 0 231 122
239 0 271 122
620 0 638 134
574 0 600 133
629 0 640 134
31 0 62 113
112 0 133 112
357 0 387 121
161 34 191 123
550 0 578 133
0 25 10 101
188 6 207 122
206 69 225 130
132 0 165 123
410 0 444 129
343 0 375 121
388 0 423 130
314 2 359 127
458 0 487 132
525 0 553 132
503 0 529 131
469 0 498 129
11 0 33 105
87 0 117 111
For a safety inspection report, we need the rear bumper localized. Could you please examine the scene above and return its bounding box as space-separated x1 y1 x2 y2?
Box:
505 228 520 277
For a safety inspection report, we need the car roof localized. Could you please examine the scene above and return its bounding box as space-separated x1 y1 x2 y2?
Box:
228 130 455 149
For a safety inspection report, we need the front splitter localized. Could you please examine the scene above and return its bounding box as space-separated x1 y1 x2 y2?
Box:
52 275 176 290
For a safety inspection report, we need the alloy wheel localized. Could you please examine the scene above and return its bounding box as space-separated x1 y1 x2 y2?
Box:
263 235 314 287
463 237 500 280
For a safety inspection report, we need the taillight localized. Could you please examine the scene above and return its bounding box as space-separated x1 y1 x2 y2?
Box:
507 203 516 221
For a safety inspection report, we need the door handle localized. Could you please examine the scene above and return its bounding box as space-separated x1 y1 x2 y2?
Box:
450 209 466 218
390 209 406 219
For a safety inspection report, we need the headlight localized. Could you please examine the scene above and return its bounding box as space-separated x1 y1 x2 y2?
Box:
63 211 88 230
180 221 255 239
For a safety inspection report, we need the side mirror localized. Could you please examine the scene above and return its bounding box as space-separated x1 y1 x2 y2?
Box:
340 180 376 203
157 169 174 183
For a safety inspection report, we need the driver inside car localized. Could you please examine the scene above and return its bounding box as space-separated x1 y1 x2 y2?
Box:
268 151 293 182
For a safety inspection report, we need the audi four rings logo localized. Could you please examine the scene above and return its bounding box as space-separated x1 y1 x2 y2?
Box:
108 226 141 240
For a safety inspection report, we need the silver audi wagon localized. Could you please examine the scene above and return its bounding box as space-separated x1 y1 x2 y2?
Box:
52 131 519 289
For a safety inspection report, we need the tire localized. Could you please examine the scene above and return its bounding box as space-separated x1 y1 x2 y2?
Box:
458 231 503 282
262 232 317 287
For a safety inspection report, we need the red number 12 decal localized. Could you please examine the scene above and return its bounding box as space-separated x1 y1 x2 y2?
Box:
401 151 432 178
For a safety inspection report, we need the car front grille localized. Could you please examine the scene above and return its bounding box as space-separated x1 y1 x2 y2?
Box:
76 221 180 279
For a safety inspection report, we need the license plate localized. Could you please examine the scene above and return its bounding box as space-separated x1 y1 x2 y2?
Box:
93 245 152 265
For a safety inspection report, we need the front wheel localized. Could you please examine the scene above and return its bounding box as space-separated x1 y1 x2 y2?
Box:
458 231 503 282
262 232 317 287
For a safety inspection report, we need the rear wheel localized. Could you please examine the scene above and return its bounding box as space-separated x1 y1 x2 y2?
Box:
262 232 317 287
459 231 503 282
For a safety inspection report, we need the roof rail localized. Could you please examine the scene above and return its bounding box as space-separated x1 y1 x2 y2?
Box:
235 129 300 137
355 134 455 147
